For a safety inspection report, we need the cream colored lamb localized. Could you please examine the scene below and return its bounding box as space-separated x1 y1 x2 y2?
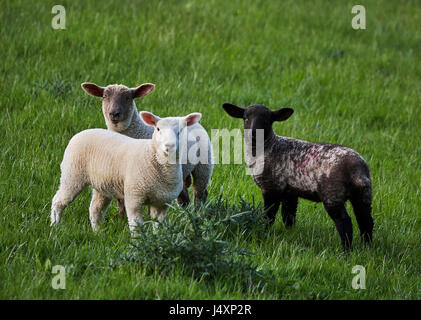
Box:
81 82 213 209
51 112 202 233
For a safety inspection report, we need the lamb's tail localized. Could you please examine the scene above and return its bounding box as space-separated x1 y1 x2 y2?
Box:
352 173 371 190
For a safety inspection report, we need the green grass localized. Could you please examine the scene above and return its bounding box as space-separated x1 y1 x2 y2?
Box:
1 0 420 299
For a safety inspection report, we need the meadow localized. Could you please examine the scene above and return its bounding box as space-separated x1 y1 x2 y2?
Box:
0 0 420 299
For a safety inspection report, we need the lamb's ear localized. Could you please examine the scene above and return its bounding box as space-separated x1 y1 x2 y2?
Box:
132 83 155 99
184 113 202 126
272 108 294 122
81 82 105 97
222 103 245 118
140 111 160 127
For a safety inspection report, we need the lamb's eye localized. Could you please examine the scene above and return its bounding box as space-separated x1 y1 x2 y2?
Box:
157 127 160 132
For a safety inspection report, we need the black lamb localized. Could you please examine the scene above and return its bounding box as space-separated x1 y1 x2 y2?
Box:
222 103 374 249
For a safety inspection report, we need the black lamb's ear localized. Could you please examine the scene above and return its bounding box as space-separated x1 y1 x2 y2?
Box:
81 83 105 97
272 108 294 122
222 103 246 118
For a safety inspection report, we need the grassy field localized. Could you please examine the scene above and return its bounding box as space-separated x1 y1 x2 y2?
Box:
0 0 420 299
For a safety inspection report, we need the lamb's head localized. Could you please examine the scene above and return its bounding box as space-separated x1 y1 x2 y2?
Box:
81 82 155 132
140 112 202 159
222 103 294 141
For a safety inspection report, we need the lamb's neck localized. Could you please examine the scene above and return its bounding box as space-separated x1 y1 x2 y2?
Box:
244 130 278 158
151 150 183 182
244 132 290 173
266 134 294 154
121 108 152 139
129 143 182 194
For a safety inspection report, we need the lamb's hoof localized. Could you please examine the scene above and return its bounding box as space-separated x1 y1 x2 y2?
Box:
177 188 190 207
264 216 276 227
361 233 373 246
91 223 100 232
152 221 160 234
284 221 296 229
130 229 142 238
184 175 192 188
342 241 353 252
129 220 144 237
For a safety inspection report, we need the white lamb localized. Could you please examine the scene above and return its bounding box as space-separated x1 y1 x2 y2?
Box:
81 82 213 210
50 112 202 233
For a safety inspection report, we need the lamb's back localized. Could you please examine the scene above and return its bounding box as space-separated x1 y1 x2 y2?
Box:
62 129 149 195
258 136 368 198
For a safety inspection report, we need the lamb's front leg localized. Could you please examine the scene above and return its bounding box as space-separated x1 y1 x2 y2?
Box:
150 205 169 222
116 199 152 222
281 196 298 228
262 190 281 225
156 206 169 223
124 195 144 235
176 175 191 207
150 205 169 233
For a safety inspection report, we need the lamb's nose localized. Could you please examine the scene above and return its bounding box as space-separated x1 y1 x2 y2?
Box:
165 143 176 152
109 112 120 121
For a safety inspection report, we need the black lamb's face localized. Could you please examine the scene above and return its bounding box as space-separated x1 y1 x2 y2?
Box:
222 103 294 142
243 105 274 139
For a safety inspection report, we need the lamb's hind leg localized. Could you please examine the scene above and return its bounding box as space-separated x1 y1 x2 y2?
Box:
51 180 86 226
89 190 111 231
350 188 374 244
177 174 191 207
191 164 211 205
